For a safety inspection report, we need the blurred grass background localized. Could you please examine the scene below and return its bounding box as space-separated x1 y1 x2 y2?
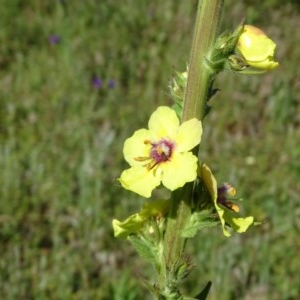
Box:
0 0 299 299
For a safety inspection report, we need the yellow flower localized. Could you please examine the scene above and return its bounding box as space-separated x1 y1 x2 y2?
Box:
200 163 254 237
112 199 170 239
237 25 278 71
119 106 202 197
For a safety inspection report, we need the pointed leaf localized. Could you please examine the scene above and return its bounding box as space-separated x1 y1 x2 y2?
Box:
194 281 212 300
181 211 218 238
128 235 157 265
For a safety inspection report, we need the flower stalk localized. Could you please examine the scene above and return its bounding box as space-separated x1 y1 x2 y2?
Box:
161 0 224 296
182 0 224 122
113 0 278 297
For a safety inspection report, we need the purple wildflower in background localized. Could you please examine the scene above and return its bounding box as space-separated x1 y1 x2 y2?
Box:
108 79 116 89
49 35 61 45
91 75 102 89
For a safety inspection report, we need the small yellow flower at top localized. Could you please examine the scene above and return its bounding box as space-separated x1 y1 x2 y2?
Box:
119 106 202 198
237 25 279 71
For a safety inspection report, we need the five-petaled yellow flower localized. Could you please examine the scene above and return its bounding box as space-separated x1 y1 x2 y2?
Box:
119 106 202 198
237 25 279 71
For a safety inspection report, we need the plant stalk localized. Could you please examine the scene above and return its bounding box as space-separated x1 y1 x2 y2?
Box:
182 0 224 122
159 0 224 295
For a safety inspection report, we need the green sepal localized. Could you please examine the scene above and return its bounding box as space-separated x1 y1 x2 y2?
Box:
226 55 270 74
181 210 218 238
207 24 244 73
227 54 249 71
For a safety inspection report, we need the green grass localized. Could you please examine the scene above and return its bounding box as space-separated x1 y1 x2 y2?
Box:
0 0 299 299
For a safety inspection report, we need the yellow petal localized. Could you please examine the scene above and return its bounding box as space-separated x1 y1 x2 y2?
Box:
112 214 145 239
246 58 278 71
148 106 179 139
239 34 275 61
200 163 218 201
119 167 161 198
223 210 254 233
123 129 152 166
218 209 231 237
161 152 197 191
175 118 202 152
230 216 254 233
200 163 231 236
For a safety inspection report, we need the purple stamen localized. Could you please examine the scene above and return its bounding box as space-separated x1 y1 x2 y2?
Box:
150 140 174 164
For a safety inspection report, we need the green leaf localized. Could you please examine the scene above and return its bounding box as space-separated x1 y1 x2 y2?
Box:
181 211 218 238
194 281 212 300
128 235 157 265
140 277 161 299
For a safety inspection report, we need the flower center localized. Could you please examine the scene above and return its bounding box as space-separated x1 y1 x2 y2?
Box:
150 139 174 164
134 139 174 171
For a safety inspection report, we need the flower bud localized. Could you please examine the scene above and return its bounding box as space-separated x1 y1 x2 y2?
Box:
237 25 279 71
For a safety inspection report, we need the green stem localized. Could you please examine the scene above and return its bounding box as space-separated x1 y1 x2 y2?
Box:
159 0 224 296
182 0 224 122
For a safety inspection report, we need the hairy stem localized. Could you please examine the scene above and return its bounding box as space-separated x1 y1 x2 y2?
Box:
159 0 224 296
182 0 224 122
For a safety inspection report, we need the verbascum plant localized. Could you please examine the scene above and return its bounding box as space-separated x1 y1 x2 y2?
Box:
112 1 278 299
